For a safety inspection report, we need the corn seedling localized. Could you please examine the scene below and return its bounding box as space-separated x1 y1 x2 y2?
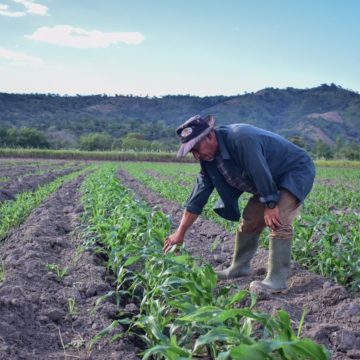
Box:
81 163 330 359
47 263 68 280
0 261 5 282
68 297 78 315
0 165 94 241
121 162 360 291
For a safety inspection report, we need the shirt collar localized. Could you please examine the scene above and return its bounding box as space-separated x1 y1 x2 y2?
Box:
215 129 231 160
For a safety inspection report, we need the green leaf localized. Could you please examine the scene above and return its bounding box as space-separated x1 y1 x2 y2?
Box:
276 310 296 341
123 255 141 266
142 344 192 360
283 338 331 360
178 306 221 322
194 327 251 351
229 342 274 360
225 289 249 307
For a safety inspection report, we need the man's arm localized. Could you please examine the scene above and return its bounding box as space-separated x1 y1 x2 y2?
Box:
185 168 214 215
163 167 214 253
163 210 199 252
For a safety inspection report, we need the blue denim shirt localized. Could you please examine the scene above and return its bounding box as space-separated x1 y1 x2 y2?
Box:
185 124 316 221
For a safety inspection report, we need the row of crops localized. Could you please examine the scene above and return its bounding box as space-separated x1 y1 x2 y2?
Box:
119 162 360 292
1 148 360 167
0 159 82 178
0 148 191 162
0 160 94 239
80 164 330 359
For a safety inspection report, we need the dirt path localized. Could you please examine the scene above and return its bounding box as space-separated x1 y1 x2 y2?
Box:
118 169 360 360
0 174 139 360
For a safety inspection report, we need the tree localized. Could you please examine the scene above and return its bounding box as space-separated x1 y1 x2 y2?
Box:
16 128 50 148
0 126 8 146
111 138 123 150
121 137 151 151
0 127 49 148
79 133 113 151
314 140 333 159
120 132 152 151
288 136 306 148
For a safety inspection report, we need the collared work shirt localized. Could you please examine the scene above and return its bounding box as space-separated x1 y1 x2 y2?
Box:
185 124 316 221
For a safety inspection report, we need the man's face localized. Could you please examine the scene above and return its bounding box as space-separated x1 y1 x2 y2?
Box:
191 134 217 162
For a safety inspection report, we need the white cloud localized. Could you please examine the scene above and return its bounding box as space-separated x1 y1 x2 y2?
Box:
0 47 43 65
26 25 145 48
0 3 25 16
0 0 48 17
12 0 48 16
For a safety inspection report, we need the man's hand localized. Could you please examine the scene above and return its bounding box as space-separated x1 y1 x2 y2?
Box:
163 210 198 253
264 206 282 230
163 233 184 253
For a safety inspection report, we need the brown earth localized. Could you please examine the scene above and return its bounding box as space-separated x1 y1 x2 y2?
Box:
0 164 53 179
117 169 360 360
0 160 72 177
306 111 344 124
0 174 139 360
0 166 84 202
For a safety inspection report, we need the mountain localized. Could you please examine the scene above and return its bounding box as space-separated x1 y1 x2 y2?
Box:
0 84 359 146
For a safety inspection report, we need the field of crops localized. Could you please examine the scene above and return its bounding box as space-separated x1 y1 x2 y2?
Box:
119 162 360 292
0 158 359 359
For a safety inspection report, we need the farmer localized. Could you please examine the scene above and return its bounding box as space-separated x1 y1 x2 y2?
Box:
163 115 315 293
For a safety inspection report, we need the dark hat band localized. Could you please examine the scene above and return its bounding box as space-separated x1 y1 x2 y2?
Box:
178 122 209 144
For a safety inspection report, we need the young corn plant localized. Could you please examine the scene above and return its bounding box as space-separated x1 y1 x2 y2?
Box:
0 165 93 241
0 261 5 282
81 164 330 360
68 297 78 315
47 263 68 280
121 162 360 292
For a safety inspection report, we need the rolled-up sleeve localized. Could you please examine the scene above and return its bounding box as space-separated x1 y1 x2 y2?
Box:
185 169 214 214
238 138 280 204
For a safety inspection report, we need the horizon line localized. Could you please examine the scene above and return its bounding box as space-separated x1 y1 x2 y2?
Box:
0 83 359 98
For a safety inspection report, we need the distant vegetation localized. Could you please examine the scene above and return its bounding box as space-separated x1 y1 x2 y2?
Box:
0 83 359 159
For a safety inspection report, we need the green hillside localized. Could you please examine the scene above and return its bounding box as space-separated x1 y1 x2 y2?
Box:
0 84 359 148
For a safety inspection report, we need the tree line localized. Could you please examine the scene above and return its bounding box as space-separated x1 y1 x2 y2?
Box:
0 125 359 160
0 126 177 152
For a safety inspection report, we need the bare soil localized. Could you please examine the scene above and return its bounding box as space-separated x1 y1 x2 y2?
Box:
0 164 50 178
0 166 84 202
0 160 70 178
0 174 139 360
117 169 360 360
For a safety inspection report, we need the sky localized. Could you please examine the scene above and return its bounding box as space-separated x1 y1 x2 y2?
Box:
0 0 359 96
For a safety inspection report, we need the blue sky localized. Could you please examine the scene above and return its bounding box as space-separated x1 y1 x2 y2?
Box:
0 0 359 96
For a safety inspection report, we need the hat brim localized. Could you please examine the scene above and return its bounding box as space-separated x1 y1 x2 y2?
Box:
176 115 215 158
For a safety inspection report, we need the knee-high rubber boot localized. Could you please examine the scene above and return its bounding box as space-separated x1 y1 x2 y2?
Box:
250 237 292 292
216 232 259 280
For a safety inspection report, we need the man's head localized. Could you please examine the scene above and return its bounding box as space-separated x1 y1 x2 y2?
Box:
176 115 218 161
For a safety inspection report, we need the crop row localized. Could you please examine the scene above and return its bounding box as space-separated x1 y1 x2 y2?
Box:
0 165 94 240
1 149 360 168
0 160 81 179
80 163 329 359
0 164 80 183
120 162 360 291
0 148 193 162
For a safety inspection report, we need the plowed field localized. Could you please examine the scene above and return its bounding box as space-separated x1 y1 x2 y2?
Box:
0 159 359 360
